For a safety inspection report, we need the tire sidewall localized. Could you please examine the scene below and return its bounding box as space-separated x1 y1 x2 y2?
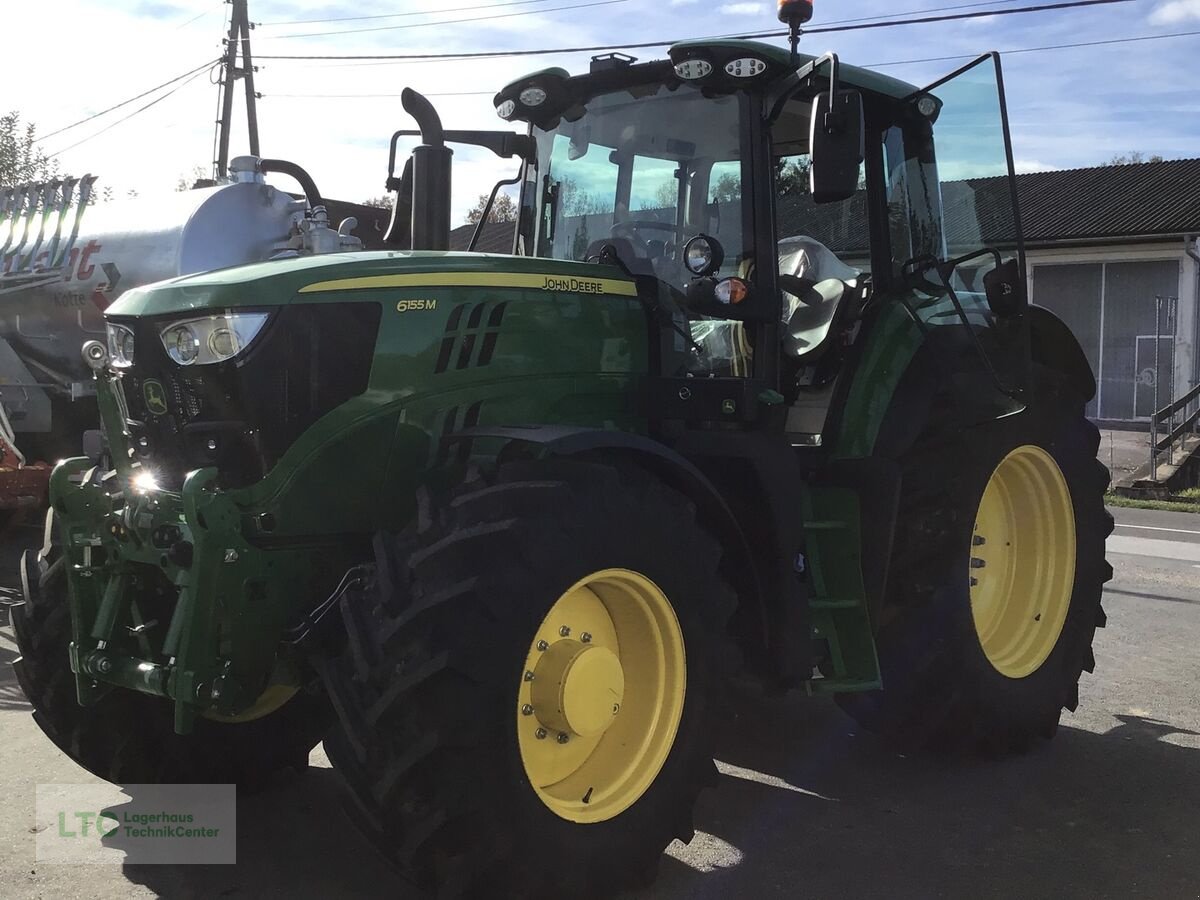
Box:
908 394 1105 728
480 485 724 867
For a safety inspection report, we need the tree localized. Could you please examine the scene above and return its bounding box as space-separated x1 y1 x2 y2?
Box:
466 191 518 224
361 194 395 210
1107 151 1164 166
0 111 57 186
176 165 211 191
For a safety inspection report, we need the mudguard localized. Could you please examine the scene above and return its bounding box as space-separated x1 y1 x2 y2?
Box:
1028 304 1097 402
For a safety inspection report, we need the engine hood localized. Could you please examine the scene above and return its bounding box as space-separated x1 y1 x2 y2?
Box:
105 250 635 319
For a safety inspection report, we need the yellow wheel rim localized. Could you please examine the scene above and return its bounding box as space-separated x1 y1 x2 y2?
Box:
970 445 1076 679
202 684 299 723
517 568 686 824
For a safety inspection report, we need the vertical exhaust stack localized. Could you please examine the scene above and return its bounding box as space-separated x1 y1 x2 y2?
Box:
401 88 453 252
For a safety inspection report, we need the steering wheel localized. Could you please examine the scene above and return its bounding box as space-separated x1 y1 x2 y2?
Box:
611 220 682 257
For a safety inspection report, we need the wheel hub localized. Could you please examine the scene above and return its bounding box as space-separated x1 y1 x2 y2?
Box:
970 444 1076 679
531 640 625 738
517 568 685 824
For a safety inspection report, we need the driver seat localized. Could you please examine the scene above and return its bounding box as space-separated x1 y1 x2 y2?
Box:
783 279 852 360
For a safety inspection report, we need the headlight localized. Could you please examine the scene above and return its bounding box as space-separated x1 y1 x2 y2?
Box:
106 323 136 368
159 313 269 366
683 234 725 277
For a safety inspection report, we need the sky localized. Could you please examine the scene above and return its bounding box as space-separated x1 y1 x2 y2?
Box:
4 0 1199 226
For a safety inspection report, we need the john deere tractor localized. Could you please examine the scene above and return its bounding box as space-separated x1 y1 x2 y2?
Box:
11 8 1111 896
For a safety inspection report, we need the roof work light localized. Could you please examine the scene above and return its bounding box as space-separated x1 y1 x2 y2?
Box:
778 0 814 25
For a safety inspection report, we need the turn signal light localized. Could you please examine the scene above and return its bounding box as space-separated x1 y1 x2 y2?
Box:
715 278 749 305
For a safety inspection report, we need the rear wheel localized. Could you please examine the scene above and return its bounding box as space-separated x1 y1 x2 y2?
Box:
837 370 1113 752
10 513 332 785
322 461 735 896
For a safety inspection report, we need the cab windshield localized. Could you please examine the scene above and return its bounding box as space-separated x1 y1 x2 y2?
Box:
521 82 750 290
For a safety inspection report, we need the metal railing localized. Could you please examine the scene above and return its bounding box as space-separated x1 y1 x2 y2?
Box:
1150 380 1200 474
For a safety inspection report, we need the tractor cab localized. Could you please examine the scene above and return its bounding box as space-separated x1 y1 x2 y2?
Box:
486 41 1031 441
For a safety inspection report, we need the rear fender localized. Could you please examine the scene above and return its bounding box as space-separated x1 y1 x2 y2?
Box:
1028 304 1097 402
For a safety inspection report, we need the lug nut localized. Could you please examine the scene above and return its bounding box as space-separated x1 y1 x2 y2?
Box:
970 557 986 569
972 535 987 546
559 626 571 637
524 670 535 682
970 577 979 587
556 732 570 744
95 656 113 675
535 728 547 740
537 640 549 652
580 632 592 643
521 704 534 716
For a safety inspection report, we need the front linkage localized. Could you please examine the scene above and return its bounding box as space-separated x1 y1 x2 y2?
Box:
43 342 305 734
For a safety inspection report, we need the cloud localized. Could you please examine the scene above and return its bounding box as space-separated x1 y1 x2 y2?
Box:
719 2 765 12
1012 158 1058 174
1149 0 1200 23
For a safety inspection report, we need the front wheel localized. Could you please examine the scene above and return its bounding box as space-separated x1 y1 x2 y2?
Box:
322 461 736 896
837 372 1113 753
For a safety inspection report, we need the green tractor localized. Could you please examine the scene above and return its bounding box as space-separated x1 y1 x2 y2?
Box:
11 15 1111 897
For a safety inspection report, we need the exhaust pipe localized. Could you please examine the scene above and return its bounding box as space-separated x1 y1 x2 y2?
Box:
401 89 453 252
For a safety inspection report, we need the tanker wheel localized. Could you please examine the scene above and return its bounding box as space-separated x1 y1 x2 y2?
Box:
10 511 333 786
837 367 1113 753
322 460 735 897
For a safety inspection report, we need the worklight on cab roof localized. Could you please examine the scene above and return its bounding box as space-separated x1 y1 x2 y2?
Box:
496 99 516 120
674 59 713 81
725 58 768 78
519 86 548 107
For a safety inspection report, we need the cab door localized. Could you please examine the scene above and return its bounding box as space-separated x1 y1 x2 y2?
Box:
883 53 1030 410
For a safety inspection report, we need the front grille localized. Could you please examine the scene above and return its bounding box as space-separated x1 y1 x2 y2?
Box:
116 302 382 489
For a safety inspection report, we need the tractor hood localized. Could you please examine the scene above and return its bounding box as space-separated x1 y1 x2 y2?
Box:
105 250 635 319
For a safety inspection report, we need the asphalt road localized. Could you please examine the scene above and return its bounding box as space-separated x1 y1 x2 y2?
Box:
1 506 1197 899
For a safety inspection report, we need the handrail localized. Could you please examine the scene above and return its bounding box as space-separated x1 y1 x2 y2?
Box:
1155 406 1200 453
1153 381 1200 424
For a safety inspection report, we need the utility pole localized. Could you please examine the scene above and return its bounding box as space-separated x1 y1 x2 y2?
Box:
214 0 261 179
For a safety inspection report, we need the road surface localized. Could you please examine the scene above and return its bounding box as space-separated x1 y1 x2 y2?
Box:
0 506 1196 898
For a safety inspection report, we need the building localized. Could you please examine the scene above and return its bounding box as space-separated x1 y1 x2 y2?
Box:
1018 158 1199 424
452 158 1200 425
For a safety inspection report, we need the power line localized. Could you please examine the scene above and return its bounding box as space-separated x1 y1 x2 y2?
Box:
258 0 1030 31
46 68 212 157
262 28 1200 99
259 0 571 28
37 59 220 142
265 0 632 40
174 1 223 30
869 27 1200 67
256 0 1133 60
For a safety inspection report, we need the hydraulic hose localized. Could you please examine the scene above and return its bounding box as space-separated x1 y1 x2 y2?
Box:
259 159 326 218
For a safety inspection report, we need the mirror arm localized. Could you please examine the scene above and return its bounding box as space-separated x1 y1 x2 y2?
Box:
468 166 524 253
765 52 840 125
386 129 535 188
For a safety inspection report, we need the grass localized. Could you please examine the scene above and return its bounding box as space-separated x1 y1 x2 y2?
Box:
1105 492 1200 514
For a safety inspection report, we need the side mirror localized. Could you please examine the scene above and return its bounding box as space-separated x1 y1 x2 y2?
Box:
809 89 864 204
983 257 1026 318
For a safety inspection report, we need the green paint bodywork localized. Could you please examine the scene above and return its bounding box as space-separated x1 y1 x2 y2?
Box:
54 252 656 731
